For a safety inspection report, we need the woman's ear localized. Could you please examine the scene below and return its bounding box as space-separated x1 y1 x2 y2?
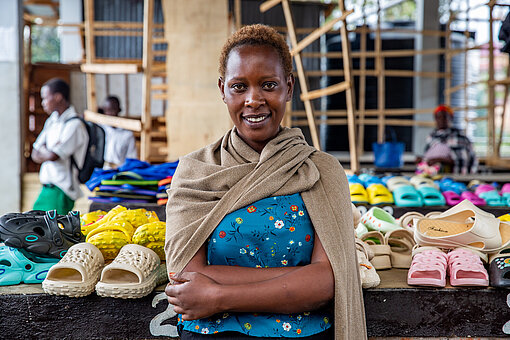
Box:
218 77 226 103
286 73 295 102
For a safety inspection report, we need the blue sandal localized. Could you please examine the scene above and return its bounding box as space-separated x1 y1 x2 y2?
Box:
0 246 59 285
393 185 424 207
0 210 83 259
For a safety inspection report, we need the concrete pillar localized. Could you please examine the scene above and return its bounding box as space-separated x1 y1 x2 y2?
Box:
0 0 22 214
413 0 439 155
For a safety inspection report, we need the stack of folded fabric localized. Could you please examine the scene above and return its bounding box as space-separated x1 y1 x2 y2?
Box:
405 200 510 288
156 177 172 206
41 205 169 299
87 158 178 204
0 210 84 285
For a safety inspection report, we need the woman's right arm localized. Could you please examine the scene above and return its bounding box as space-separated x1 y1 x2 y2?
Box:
182 244 297 284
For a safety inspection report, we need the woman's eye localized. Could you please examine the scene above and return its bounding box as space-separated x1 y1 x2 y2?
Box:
231 84 246 91
262 82 277 90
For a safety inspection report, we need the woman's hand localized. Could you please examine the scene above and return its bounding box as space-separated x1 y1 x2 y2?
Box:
165 272 223 321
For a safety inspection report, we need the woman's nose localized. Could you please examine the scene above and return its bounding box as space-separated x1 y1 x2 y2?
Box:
245 89 264 107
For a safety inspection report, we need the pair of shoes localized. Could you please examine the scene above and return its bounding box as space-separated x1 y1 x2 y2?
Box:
0 210 83 259
360 229 415 270
0 245 59 285
489 248 510 287
359 207 402 235
407 247 488 287
42 242 167 298
355 238 380 288
413 200 510 253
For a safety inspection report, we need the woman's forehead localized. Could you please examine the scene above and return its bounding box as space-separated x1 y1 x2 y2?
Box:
225 45 283 78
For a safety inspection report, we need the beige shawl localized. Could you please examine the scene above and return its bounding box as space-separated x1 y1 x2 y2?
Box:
165 127 367 339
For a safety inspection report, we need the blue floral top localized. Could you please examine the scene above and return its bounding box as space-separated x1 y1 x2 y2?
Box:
180 193 332 337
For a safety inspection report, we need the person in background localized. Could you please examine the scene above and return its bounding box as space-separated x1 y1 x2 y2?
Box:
98 95 137 169
31 78 88 214
419 104 478 175
164 24 365 339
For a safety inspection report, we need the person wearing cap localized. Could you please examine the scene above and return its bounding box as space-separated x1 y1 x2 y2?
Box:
420 104 477 174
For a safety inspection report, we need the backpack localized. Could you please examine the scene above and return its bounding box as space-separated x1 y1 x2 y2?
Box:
66 117 105 183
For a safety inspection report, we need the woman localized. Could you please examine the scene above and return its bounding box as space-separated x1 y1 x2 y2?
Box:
165 24 366 339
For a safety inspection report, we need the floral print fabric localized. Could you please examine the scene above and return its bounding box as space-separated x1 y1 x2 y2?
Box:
181 193 332 337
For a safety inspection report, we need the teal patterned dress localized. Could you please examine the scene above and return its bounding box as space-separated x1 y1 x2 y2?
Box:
179 193 332 337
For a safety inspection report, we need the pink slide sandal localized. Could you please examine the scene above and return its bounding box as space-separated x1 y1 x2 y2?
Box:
442 191 463 206
447 248 489 287
407 248 448 287
460 191 486 206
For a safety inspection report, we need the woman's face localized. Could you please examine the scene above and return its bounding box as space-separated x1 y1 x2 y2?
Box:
219 44 294 153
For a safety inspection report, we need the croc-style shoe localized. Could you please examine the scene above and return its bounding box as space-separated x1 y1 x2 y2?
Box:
0 210 83 259
0 246 59 285
132 221 166 260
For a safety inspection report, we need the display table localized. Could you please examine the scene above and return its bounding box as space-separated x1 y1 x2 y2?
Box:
1 270 509 339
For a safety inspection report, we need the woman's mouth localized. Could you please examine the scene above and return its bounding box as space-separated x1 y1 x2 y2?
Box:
243 114 270 124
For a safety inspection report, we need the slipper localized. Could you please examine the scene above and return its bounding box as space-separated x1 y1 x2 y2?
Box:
489 248 510 288
407 247 448 287
438 178 466 194
386 176 411 192
358 173 383 187
355 238 380 288
349 183 369 205
366 184 394 205
360 231 392 270
413 200 510 253
460 191 486 206
416 186 446 206
443 191 463 206
499 213 510 222
393 185 424 207
0 246 59 285
86 220 135 260
347 174 364 185
360 207 402 234
132 221 166 260
478 190 506 207
95 244 168 299
398 211 424 232
475 183 497 196
410 176 439 190
0 210 83 259
385 229 415 269
42 242 104 297
447 248 489 287
501 183 510 195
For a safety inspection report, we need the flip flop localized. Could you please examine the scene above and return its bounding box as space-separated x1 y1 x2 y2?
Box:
489 248 510 288
447 248 489 287
42 242 104 297
416 186 446 206
0 210 83 259
366 183 394 205
443 191 463 206
95 244 168 299
349 183 369 205
0 246 59 285
407 247 448 287
393 185 424 207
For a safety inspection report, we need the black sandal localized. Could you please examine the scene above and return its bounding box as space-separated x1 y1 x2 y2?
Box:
0 210 84 259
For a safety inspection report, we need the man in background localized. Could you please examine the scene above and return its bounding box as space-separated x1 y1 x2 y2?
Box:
31 78 88 214
99 95 138 169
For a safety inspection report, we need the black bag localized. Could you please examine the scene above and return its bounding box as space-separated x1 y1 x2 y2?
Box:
66 117 105 183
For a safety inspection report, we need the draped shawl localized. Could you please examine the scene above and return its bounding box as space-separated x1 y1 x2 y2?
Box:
165 127 367 339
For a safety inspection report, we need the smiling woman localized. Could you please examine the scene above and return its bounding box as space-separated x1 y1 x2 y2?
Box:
164 24 366 340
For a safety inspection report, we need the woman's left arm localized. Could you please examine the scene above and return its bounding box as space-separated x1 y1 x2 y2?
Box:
165 231 334 321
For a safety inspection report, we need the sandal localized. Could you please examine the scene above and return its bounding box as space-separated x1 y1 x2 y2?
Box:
387 176 411 192
81 205 127 236
398 211 424 232
393 185 424 207
489 248 510 288
349 183 369 205
407 247 448 287
366 183 394 205
447 248 489 287
385 229 415 269
478 190 506 207
86 220 135 260
95 244 168 299
442 191 463 206
355 238 380 289
413 200 510 253
360 231 392 270
0 210 83 259
416 186 446 206
460 191 486 206
0 246 59 285
360 207 401 234
42 242 104 297
132 221 166 260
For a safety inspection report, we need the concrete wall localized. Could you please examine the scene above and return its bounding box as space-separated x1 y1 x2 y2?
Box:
0 0 22 214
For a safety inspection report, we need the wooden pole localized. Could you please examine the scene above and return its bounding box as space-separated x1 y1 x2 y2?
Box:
488 2 496 159
141 0 154 161
281 0 321 149
445 0 452 106
84 0 97 112
235 0 241 30
357 22 367 157
376 0 385 143
496 64 510 157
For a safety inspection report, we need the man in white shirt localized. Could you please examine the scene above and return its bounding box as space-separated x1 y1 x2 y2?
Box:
99 96 137 169
31 78 88 214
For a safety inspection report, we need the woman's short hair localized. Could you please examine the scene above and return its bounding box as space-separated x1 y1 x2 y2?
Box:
43 78 70 102
219 24 292 78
